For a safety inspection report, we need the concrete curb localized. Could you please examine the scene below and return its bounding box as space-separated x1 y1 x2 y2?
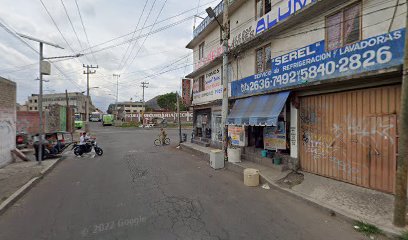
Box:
179 145 210 161
0 158 62 216
180 144 403 238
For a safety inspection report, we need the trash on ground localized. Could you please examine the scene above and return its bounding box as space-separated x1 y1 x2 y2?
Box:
261 183 270 190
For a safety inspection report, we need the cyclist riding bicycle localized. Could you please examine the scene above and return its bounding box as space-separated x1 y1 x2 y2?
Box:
159 128 167 145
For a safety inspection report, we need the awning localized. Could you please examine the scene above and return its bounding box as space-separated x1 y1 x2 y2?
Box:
227 91 290 126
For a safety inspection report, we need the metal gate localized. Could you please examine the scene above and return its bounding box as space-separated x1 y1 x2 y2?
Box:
299 85 400 193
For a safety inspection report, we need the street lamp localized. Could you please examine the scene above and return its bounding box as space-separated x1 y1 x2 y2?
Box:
18 33 82 165
206 7 224 30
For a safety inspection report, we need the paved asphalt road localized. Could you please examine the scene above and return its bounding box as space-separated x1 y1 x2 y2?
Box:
0 123 367 240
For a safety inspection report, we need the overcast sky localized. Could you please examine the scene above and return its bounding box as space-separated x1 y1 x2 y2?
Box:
0 0 217 111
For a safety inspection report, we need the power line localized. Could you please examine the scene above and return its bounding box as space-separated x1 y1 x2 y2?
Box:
74 0 98 64
78 0 219 54
38 0 76 54
110 8 407 93
121 0 169 74
119 0 159 73
60 0 92 64
60 0 83 50
0 17 84 91
117 0 150 70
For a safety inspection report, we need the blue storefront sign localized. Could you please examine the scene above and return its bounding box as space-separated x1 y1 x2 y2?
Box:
231 29 405 98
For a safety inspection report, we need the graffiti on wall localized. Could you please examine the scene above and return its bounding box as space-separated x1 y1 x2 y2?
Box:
300 103 396 181
0 108 16 166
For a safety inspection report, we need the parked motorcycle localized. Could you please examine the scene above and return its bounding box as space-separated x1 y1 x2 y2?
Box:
72 139 103 156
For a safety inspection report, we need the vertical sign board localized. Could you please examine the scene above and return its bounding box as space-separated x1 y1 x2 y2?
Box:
264 122 287 150
228 126 246 146
231 29 406 98
192 67 223 105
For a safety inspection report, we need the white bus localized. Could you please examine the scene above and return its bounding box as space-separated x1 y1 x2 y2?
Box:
89 112 102 122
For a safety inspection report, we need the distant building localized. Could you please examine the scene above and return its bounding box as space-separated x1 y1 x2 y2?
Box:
107 101 145 114
181 78 192 106
25 92 95 119
16 103 28 111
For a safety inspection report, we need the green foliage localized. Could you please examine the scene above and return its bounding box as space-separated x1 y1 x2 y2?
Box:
157 92 187 111
353 221 383 236
399 231 408 240
145 106 153 112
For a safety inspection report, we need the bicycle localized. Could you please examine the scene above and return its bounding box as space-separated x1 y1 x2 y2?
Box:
154 137 170 146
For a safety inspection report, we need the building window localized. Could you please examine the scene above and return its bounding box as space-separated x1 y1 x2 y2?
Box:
256 0 271 19
30 107 32 110
34 99 37 103
198 42 205 60
199 75 205 92
34 107 37 110
256 44 271 73
326 2 361 51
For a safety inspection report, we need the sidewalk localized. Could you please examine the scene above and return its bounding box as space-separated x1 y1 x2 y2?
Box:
180 142 408 236
0 151 60 214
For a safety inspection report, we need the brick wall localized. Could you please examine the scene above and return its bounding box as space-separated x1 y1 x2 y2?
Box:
18 105 73 135
16 111 44 135
0 77 16 168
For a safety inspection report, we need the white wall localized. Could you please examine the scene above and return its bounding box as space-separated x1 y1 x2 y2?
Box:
0 79 16 168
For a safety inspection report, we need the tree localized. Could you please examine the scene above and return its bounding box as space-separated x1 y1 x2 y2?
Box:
157 92 187 111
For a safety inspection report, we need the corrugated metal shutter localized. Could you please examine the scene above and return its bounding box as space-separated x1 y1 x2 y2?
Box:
299 85 400 193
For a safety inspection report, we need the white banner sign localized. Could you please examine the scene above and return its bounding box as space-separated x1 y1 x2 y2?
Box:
192 66 222 105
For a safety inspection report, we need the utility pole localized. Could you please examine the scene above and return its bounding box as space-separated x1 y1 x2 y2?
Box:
394 3 408 227
141 81 149 126
17 33 64 165
177 91 181 145
83 64 98 131
221 1 230 159
65 89 69 132
205 3 229 158
113 74 120 120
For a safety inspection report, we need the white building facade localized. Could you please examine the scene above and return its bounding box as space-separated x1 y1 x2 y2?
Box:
186 0 406 193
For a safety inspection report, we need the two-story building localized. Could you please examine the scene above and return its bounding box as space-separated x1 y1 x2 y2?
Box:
186 0 406 193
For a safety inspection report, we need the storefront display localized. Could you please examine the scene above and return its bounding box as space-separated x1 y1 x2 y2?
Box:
264 121 286 150
228 126 247 147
